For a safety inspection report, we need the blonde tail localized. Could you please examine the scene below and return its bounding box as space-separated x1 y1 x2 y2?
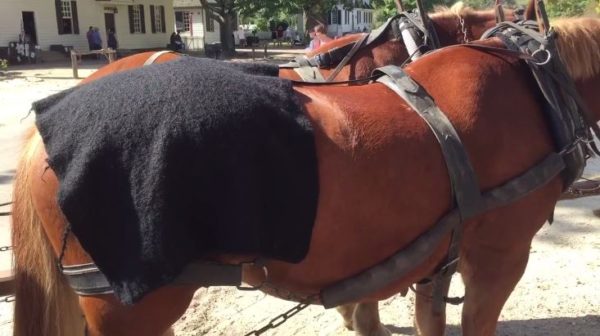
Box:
12 129 84 336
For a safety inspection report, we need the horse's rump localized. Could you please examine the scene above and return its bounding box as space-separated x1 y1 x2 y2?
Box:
32 57 319 304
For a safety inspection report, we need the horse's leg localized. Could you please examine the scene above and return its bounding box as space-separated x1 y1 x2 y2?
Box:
336 303 356 330
353 301 391 336
459 241 530 336
413 280 449 336
80 285 196 336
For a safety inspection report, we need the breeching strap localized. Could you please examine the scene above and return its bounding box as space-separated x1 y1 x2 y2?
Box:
319 66 567 311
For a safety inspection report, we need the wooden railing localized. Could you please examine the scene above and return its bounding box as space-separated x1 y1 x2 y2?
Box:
70 49 117 79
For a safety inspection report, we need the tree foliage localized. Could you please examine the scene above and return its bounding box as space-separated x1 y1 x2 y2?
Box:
546 0 594 17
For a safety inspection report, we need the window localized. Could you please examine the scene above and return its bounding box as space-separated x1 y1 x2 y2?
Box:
175 11 192 33
206 8 215 32
55 0 79 35
331 9 341 24
61 1 72 33
128 5 146 34
132 6 142 33
357 10 361 24
345 11 350 25
151 5 166 33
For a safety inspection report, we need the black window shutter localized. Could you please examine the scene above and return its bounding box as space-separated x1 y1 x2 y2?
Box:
150 5 156 34
139 5 146 34
160 6 166 33
128 6 135 33
71 1 79 34
327 10 331 25
55 0 64 35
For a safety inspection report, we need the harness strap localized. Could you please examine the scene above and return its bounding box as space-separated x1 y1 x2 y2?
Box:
374 65 482 313
487 21 593 188
64 262 242 296
326 34 369 82
320 150 565 308
143 50 175 66
293 64 326 82
375 66 483 220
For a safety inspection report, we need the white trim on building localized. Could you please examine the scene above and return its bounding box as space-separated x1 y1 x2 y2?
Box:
173 0 220 51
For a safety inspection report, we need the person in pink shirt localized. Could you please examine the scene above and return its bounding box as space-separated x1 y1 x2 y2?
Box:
306 24 332 51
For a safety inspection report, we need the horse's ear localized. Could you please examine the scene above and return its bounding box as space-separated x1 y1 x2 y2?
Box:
524 0 536 20
394 0 404 13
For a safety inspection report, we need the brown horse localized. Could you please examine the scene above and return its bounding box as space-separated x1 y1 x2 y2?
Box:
279 1 524 82
12 17 599 336
83 2 525 85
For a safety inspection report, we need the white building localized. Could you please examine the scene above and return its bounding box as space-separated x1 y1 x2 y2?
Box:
173 0 220 51
0 0 174 55
327 0 375 37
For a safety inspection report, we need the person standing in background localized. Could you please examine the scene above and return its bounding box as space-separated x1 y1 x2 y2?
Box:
107 29 118 50
86 26 94 51
91 27 103 50
313 24 332 46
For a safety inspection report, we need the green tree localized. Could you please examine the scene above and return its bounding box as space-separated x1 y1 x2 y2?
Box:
546 0 593 17
199 0 343 54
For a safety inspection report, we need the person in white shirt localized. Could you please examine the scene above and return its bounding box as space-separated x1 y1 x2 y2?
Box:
237 26 246 47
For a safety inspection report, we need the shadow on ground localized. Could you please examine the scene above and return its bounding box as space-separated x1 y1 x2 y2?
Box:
385 315 600 335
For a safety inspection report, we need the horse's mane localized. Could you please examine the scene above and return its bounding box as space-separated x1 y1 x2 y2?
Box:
430 1 495 21
553 17 600 81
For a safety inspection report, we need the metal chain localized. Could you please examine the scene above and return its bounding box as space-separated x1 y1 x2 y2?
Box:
233 260 319 335
0 201 12 217
0 246 12 252
243 301 311 336
0 295 15 303
457 15 470 43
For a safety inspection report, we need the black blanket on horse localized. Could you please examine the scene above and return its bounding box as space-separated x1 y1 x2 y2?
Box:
33 57 319 304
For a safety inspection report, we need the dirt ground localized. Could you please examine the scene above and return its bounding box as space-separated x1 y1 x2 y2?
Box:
0 60 598 336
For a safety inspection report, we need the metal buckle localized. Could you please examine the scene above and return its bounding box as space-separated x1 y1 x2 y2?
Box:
439 257 460 277
236 260 269 291
531 48 552 66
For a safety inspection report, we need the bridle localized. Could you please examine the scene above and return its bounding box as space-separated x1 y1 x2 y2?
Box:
280 0 441 82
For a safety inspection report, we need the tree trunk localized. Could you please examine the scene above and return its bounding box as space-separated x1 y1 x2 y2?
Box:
219 13 236 56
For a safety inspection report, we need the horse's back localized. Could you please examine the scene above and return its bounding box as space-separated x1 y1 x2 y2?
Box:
81 51 180 84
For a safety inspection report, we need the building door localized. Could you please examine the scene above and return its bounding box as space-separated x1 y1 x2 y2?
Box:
104 13 116 33
21 11 37 45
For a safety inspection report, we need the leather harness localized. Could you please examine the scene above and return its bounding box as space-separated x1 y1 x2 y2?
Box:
60 20 596 314
280 8 440 82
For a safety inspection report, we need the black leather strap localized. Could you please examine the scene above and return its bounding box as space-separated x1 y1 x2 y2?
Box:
321 150 565 308
375 66 483 220
485 20 593 188
374 65 481 313
63 262 242 296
